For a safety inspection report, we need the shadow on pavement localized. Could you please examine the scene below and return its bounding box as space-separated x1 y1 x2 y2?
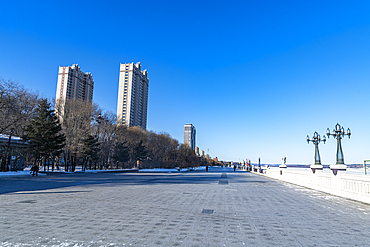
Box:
0 167 271 195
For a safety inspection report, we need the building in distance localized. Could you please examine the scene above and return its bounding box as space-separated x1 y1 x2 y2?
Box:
55 64 94 104
184 123 196 151
117 62 149 129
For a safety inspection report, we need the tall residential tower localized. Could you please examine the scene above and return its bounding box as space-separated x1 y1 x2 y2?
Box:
184 123 196 151
117 62 149 129
56 64 94 104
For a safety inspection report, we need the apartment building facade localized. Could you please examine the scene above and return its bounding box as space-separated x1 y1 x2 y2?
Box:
184 123 196 151
117 62 149 129
55 64 94 105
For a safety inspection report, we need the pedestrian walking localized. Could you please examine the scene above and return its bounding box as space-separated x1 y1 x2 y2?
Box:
31 164 39 176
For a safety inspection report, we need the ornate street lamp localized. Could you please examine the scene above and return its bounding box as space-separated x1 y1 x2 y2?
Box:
327 123 351 173
258 157 261 171
95 113 103 170
5 128 14 172
96 113 103 141
307 131 325 173
280 156 286 168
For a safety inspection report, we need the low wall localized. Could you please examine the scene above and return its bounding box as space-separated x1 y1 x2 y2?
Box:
260 168 370 204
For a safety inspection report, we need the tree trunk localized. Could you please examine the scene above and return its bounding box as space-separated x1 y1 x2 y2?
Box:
1 156 5 172
64 152 69 172
56 157 60 171
71 155 76 172
43 157 46 172
71 155 74 172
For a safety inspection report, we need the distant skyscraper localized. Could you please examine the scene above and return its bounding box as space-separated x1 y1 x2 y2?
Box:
55 64 94 104
184 124 196 151
117 62 149 129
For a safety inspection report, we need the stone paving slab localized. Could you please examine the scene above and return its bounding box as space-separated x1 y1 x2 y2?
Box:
1 167 370 246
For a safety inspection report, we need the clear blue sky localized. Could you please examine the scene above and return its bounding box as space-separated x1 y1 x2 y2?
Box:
1 0 370 164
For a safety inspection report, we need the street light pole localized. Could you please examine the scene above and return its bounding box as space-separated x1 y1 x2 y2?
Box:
327 123 351 173
94 113 103 170
5 128 15 172
307 131 325 173
257 157 262 173
96 113 103 141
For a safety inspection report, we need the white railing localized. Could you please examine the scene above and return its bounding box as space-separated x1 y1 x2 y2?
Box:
261 168 370 204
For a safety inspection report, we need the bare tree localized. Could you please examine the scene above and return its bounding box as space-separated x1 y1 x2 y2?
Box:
0 79 39 172
55 98 96 171
146 131 179 168
177 143 198 168
114 126 147 168
93 111 116 169
0 79 39 136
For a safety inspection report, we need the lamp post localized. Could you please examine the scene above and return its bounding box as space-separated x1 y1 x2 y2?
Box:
5 128 15 172
326 123 351 172
307 131 325 173
96 113 103 170
258 157 261 173
96 113 103 141
280 156 286 168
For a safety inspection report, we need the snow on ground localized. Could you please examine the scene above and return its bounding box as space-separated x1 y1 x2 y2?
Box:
139 168 181 173
1 166 367 177
0 134 23 140
0 166 208 177
0 170 46 177
268 166 369 175
347 168 368 175
139 166 206 173
84 169 137 173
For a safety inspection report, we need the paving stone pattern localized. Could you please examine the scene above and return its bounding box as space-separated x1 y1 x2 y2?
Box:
1 167 370 246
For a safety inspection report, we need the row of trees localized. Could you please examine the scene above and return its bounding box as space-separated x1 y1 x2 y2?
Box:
0 79 39 171
0 79 214 172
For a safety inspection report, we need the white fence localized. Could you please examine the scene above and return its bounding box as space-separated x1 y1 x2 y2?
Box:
261 168 370 204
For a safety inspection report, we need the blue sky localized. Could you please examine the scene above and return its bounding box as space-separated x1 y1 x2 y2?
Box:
1 0 370 164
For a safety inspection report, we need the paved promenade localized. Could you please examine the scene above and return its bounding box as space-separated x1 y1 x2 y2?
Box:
1 167 370 246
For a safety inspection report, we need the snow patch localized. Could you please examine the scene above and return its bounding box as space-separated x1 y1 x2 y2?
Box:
0 171 46 177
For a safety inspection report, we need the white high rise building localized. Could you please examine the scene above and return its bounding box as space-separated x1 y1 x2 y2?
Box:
117 62 149 129
55 64 94 104
184 123 196 151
